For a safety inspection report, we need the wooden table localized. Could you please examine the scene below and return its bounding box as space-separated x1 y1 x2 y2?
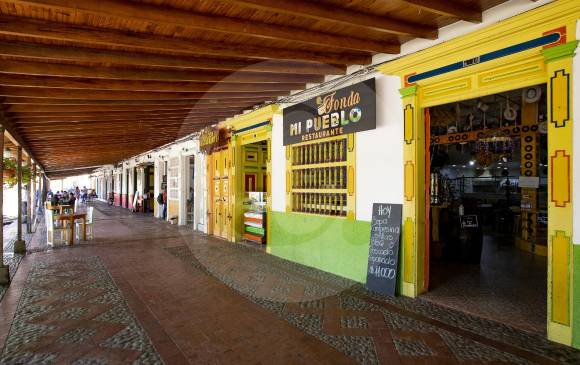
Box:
56 212 87 245
46 204 73 215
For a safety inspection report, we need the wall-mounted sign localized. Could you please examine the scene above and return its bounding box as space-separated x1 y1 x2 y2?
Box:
283 79 376 145
366 203 402 297
199 127 220 154
200 127 230 154
460 215 478 229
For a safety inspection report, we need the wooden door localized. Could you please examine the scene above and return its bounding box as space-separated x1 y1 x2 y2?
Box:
221 149 231 240
212 151 223 237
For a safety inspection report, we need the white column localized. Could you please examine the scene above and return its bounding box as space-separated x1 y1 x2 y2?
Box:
14 146 25 254
154 159 162 218
178 154 188 226
0 125 9 284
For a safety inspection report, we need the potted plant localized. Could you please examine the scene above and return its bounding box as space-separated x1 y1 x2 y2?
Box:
3 158 31 188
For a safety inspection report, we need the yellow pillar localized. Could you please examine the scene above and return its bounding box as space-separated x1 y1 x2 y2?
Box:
400 85 425 297
542 40 578 346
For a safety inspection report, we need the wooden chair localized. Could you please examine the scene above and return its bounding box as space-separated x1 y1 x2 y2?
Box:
75 206 94 240
46 208 68 246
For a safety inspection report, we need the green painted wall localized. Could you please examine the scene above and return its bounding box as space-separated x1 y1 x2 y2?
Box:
573 245 580 348
269 211 371 282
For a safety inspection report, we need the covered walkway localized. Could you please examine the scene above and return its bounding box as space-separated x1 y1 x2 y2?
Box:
0 202 579 364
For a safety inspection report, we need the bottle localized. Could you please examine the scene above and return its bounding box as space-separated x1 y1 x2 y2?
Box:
458 203 464 217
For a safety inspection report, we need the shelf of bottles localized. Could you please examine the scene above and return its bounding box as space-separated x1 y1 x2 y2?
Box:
290 137 348 217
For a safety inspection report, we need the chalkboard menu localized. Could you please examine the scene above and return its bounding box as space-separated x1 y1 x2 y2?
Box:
366 203 402 297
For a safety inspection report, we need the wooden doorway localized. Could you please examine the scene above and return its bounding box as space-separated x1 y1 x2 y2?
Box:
210 148 232 240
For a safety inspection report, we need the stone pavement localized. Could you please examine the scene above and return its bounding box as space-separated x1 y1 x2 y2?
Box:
1 215 36 302
0 203 579 364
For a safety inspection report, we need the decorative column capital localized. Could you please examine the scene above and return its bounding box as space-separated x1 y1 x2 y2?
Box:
399 85 418 98
542 40 579 63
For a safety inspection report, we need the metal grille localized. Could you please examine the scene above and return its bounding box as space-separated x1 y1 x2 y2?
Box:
290 137 348 216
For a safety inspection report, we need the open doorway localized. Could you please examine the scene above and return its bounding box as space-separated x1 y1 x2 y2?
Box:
143 164 154 214
240 140 268 245
423 85 548 334
187 156 195 225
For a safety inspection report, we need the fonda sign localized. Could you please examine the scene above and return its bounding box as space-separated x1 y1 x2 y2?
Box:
199 127 229 154
283 78 376 145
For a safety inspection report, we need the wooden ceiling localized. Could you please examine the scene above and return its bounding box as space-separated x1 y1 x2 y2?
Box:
0 0 506 177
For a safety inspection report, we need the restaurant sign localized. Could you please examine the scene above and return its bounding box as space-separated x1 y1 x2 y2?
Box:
199 127 221 154
283 78 376 145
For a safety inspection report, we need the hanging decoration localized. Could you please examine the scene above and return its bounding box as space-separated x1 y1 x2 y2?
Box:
3 158 31 188
474 135 514 167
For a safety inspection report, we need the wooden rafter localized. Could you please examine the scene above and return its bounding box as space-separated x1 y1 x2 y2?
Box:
0 59 324 83
401 0 483 22
7 0 399 54
0 16 371 65
0 75 306 93
220 0 437 38
0 41 346 75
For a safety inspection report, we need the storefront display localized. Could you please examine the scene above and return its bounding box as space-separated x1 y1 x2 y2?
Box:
243 192 266 244
379 1 578 345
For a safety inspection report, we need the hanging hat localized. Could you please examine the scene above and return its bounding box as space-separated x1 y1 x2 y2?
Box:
523 86 542 103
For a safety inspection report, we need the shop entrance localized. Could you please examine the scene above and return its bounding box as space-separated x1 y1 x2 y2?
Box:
240 141 268 245
210 148 231 240
143 164 154 214
424 85 548 334
187 156 195 225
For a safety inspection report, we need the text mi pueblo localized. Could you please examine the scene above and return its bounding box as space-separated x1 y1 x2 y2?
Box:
288 91 362 141
368 205 400 278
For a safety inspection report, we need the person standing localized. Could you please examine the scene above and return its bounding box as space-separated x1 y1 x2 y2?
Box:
162 189 167 220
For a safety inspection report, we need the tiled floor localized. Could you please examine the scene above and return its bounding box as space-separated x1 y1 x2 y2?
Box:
424 235 547 334
0 203 579 364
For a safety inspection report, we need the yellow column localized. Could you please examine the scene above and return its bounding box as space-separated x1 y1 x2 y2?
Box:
400 85 425 297
542 40 578 346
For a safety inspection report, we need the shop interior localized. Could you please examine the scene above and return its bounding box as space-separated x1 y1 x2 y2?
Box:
423 85 548 334
241 141 268 245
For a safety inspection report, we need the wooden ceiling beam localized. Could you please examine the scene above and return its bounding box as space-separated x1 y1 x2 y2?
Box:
0 86 287 100
5 104 259 113
0 16 371 65
33 143 174 152
0 41 346 75
16 119 214 128
0 59 323 84
24 131 197 142
10 114 231 123
18 120 214 131
22 130 202 139
9 0 399 54
5 109 244 120
401 0 482 22
0 75 306 92
220 0 437 38
2 98 267 106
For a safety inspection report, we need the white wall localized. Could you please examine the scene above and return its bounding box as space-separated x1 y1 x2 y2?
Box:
573 20 580 245
194 153 207 232
271 112 286 212
271 73 405 222
355 74 404 221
